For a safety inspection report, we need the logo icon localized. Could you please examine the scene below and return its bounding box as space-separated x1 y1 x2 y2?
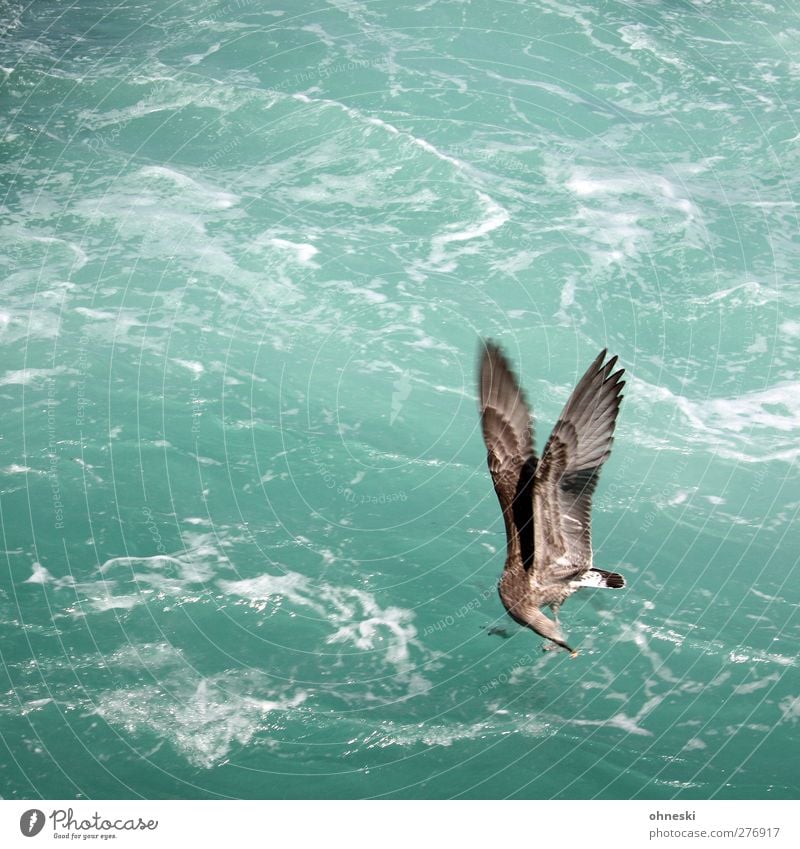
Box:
20 809 45 837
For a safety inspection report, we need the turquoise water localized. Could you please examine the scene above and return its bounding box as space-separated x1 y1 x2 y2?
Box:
1 0 799 799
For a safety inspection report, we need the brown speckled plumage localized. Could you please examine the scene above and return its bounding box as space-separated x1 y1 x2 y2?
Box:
478 341 627 654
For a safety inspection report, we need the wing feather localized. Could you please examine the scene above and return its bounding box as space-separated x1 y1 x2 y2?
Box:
534 349 625 577
478 341 536 563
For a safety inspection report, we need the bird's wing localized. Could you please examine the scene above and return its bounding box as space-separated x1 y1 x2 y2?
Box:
478 341 536 566
533 349 625 578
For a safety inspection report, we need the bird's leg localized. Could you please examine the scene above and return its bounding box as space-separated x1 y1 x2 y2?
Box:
541 604 562 652
542 604 561 651
551 604 561 628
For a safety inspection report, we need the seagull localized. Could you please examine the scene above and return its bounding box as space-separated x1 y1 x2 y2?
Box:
478 341 626 656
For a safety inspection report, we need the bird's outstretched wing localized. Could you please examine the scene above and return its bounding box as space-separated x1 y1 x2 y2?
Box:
534 349 625 578
478 341 536 565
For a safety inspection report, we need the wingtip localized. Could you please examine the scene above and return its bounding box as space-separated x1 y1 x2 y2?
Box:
594 348 608 368
602 353 619 379
478 338 494 378
479 337 503 355
478 338 503 371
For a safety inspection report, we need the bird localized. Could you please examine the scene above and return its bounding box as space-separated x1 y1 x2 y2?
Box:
478 340 626 656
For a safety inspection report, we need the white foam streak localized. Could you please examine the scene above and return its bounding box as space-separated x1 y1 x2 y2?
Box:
139 165 238 209
25 563 54 584
779 696 800 722
30 235 88 270
220 569 431 688
96 671 307 769
219 571 328 617
269 237 318 264
173 358 205 377
633 376 800 463
0 366 72 386
429 191 509 269
558 162 702 265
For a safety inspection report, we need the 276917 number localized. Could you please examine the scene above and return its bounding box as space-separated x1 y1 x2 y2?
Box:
733 827 781 838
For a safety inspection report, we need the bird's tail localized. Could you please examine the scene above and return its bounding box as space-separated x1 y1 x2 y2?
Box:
576 568 626 589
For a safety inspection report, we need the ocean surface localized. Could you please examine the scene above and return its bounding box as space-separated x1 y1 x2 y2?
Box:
1 0 799 800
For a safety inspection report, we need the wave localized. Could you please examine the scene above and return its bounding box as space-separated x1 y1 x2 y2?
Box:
220 568 435 698
94 666 307 770
632 375 800 464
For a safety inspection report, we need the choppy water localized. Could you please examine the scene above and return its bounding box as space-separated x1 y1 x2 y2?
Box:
1 0 799 800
